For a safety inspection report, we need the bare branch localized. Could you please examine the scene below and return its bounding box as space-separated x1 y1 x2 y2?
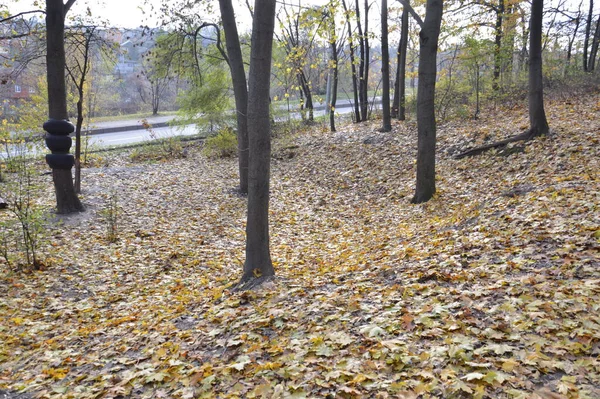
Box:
64 0 77 15
396 0 424 28
0 10 45 24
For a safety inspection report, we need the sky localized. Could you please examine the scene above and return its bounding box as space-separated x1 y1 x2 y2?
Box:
5 0 251 29
5 0 381 31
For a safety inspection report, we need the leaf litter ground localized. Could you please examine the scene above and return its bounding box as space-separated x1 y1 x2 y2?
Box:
0 94 599 399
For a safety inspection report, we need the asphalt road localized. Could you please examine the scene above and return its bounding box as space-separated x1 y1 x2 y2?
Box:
87 123 200 147
87 101 370 147
1 99 381 157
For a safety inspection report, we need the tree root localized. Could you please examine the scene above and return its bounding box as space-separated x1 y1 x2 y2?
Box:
454 130 539 159
233 275 275 292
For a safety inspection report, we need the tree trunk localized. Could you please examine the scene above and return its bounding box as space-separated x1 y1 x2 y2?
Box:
342 0 361 123
356 0 369 122
475 63 480 118
362 0 370 121
588 15 600 71
329 41 338 132
74 92 83 194
493 0 504 92
46 1 68 120
584 0 593 71
219 0 249 194
528 0 549 137
380 0 392 131
242 0 276 284
565 13 582 75
398 7 409 120
298 73 314 122
392 60 400 118
520 12 529 72
45 0 84 214
412 0 443 204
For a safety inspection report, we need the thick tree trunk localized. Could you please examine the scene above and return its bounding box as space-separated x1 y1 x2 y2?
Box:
219 0 249 194
45 0 84 214
380 0 392 131
412 0 443 204
528 0 549 137
342 0 361 123
242 0 276 284
46 1 68 119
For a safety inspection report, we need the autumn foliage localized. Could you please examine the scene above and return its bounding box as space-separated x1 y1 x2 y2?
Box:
0 94 599 398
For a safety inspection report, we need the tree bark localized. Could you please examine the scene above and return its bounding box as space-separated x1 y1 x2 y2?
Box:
45 0 84 214
412 0 443 204
342 0 361 123
380 0 392 131
242 0 276 284
584 0 593 71
356 0 370 122
398 7 409 120
219 0 249 194
74 88 83 194
46 1 68 120
588 15 600 71
329 40 338 132
362 0 370 121
493 0 504 92
565 12 582 74
528 0 549 137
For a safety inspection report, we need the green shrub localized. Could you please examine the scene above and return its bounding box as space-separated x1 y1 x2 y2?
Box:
203 127 238 159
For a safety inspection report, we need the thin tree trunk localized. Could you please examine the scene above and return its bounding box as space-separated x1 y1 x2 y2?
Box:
381 0 392 131
342 0 361 123
45 0 84 214
584 0 593 71
505 4 516 80
219 0 249 194
520 11 529 72
566 11 582 75
398 7 409 120
70 29 93 195
589 15 600 71
475 64 480 118
528 0 549 137
412 0 443 204
362 0 370 121
242 0 276 284
356 0 368 122
298 73 314 121
74 92 83 194
329 41 338 132
392 56 400 118
493 0 504 92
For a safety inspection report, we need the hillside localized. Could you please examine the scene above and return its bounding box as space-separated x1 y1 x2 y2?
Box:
0 93 599 398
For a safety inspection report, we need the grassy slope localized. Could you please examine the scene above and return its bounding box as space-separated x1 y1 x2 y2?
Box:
0 93 599 399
